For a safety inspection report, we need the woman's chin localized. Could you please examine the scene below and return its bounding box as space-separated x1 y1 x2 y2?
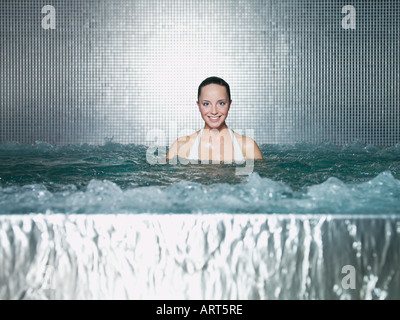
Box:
205 120 226 129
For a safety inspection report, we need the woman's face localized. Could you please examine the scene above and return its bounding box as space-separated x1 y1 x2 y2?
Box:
197 84 231 130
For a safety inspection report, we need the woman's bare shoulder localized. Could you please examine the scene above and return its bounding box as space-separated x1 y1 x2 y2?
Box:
177 130 200 145
231 130 246 147
167 130 200 159
232 130 244 140
232 131 263 159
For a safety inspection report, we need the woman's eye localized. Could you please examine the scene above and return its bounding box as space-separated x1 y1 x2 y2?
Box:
219 102 225 106
203 103 209 106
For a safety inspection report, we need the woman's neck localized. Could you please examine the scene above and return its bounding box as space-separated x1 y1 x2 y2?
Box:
203 122 229 133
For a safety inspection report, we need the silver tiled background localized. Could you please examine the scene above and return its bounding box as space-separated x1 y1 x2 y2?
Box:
1 0 399 146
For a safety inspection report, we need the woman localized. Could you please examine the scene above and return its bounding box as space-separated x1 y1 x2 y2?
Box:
167 76 263 163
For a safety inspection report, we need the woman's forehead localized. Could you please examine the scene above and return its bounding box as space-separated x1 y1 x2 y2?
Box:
199 84 228 99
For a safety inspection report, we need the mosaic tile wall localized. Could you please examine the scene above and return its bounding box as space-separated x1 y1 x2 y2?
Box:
0 0 399 146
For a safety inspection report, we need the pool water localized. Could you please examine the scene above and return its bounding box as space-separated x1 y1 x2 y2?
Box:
1 140 400 214
1 140 400 300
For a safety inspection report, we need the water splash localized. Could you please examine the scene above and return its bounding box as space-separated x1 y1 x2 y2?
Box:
1 141 400 214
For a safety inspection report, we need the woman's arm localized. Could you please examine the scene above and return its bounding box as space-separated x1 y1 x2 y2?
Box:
166 139 179 160
244 137 263 160
166 136 192 160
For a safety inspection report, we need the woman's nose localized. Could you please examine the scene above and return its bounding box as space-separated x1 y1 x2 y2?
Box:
211 104 217 113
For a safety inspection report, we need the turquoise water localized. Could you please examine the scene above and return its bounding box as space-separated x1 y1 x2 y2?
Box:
1 141 400 214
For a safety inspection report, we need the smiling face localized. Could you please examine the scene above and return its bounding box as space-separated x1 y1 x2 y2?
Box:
197 83 232 130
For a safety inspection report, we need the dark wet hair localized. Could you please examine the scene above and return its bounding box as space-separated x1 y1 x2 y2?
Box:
197 76 231 102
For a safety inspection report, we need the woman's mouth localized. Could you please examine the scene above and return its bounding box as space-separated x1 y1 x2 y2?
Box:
208 116 221 122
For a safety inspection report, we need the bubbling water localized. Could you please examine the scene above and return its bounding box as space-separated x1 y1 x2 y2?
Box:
1 141 400 214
